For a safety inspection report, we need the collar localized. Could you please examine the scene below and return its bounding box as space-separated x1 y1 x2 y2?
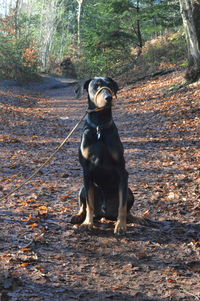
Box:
86 115 114 140
86 115 114 130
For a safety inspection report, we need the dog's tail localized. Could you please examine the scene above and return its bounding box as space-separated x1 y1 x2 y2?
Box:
127 214 161 228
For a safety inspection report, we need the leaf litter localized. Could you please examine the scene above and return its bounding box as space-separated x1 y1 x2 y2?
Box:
0 72 199 300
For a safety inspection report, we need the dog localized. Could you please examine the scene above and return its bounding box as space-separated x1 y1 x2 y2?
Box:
70 76 135 234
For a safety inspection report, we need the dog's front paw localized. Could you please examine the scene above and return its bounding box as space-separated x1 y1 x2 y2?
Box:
71 212 86 224
80 221 94 230
114 220 127 235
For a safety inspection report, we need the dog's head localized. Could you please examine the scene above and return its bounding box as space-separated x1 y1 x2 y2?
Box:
84 77 119 109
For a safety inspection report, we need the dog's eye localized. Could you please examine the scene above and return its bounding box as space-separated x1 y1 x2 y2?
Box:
93 84 99 91
94 86 103 94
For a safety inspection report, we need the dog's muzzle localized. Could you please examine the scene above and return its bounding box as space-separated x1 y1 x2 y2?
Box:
94 86 116 106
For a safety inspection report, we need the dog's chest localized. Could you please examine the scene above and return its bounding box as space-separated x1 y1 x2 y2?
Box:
80 129 121 166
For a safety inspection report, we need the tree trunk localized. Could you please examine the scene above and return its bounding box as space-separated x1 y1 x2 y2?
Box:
136 0 143 56
179 0 200 81
39 0 61 70
14 0 20 38
77 0 84 47
132 0 143 56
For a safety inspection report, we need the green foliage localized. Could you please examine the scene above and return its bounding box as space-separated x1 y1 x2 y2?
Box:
0 15 40 82
119 30 187 83
75 0 134 76
73 0 182 77
0 0 184 80
144 30 186 65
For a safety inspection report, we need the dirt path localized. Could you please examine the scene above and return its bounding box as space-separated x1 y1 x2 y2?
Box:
0 73 199 301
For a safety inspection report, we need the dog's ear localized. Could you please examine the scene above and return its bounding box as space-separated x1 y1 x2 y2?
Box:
107 77 119 95
84 79 92 91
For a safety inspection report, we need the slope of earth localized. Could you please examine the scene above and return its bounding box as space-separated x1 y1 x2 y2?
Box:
0 72 199 301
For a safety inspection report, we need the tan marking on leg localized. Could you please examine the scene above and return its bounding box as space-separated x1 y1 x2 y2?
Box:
114 187 127 234
82 186 94 229
71 203 86 224
78 203 85 215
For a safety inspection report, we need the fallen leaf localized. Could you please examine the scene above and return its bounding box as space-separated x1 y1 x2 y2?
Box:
20 248 32 252
28 223 38 229
20 262 31 267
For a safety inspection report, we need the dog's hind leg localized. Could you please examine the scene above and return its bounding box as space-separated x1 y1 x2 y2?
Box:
71 187 86 224
127 214 160 228
125 188 160 228
127 188 134 212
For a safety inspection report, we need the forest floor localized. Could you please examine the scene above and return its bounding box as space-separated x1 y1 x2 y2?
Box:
0 71 199 301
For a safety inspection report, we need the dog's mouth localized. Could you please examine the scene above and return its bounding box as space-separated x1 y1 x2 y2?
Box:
95 92 113 109
96 101 112 110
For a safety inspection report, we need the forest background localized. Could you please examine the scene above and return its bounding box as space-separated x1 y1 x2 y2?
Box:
0 0 190 82
0 1 200 300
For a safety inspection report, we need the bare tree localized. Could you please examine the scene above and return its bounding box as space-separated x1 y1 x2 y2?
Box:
39 0 64 69
76 0 84 46
179 0 200 81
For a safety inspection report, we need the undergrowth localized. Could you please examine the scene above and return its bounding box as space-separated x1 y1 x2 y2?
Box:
117 30 187 83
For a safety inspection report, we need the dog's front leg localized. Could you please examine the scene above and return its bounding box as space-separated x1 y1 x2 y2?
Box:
114 171 128 234
81 180 94 229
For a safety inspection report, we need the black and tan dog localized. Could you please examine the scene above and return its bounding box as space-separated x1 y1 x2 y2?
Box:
71 76 136 234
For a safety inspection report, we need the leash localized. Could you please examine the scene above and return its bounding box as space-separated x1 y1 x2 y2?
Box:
0 87 117 202
0 111 87 202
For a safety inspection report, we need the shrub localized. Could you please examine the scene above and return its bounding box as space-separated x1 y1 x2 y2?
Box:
0 15 40 82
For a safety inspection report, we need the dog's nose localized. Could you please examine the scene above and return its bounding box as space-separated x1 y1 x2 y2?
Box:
105 95 112 102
